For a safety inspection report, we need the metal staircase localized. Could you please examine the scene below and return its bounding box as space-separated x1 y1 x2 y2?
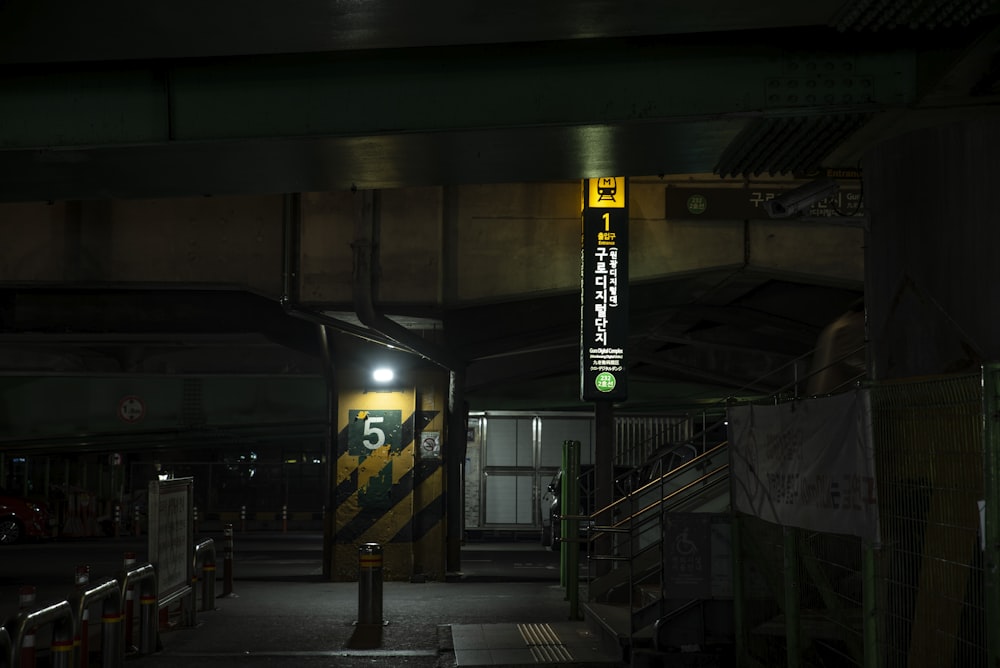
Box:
582 433 733 666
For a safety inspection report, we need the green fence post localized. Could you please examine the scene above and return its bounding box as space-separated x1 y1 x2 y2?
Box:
560 440 569 589
566 439 581 620
983 363 1000 668
863 541 879 668
732 513 746 667
784 526 801 668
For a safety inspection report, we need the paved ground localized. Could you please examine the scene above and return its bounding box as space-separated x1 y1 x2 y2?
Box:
2 532 623 667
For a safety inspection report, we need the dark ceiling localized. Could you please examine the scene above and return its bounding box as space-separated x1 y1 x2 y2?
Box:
0 1 997 413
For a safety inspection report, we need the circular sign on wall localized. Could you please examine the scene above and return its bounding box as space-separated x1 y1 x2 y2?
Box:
118 395 146 423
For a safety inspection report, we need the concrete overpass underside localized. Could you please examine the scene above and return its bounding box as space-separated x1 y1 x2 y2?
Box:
0 0 997 413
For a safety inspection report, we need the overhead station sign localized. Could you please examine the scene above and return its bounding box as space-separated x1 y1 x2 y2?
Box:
581 177 629 402
665 184 864 220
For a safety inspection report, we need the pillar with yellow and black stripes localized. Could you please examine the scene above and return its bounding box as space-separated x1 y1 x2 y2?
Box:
332 369 449 581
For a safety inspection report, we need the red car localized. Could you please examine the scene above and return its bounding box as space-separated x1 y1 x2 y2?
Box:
0 489 51 544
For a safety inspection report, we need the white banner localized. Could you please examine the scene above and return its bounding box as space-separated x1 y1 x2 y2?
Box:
728 390 880 544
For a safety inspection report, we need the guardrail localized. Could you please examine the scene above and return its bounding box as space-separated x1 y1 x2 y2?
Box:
3 537 219 668
7 599 76 668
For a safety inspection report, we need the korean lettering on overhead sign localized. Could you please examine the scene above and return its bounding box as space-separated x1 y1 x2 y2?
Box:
664 184 864 220
581 177 629 402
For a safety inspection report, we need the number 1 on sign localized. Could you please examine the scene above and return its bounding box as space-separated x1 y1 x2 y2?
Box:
602 212 610 231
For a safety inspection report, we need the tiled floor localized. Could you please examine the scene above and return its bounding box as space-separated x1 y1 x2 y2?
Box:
451 622 622 667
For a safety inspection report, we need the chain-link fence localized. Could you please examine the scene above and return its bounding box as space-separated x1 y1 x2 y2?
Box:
870 373 985 668
735 372 988 668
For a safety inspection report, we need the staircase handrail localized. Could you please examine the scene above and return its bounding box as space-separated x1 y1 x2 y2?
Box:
584 439 731 622
590 440 729 528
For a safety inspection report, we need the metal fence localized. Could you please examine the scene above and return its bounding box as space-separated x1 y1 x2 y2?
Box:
735 371 989 668
870 372 985 668
736 513 867 667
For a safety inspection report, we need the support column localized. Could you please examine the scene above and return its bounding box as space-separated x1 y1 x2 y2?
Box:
594 400 614 577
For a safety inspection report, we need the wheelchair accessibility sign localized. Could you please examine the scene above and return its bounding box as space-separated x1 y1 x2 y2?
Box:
663 513 711 598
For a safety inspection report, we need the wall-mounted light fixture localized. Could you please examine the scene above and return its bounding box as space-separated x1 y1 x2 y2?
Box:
372 367 394 383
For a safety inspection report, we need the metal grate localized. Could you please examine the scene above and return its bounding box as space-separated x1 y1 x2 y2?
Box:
714 114 871 178
830 0 997 31
614 414 693 467
869 373 985 668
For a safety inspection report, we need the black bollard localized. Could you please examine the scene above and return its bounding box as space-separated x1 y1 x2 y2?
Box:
357 543 383 625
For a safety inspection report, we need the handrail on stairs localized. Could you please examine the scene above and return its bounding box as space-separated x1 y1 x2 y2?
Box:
591 440 729 530
581 438 731 639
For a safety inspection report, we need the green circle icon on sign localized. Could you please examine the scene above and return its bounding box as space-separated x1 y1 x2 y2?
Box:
595 372 617 393
686 194 707 215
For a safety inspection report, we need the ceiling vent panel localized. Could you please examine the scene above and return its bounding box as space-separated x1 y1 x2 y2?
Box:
714 114 871 177
830 0 999 31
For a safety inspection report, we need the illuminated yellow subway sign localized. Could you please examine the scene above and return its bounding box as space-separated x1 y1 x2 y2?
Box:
581 177 629 402
587 177 626 208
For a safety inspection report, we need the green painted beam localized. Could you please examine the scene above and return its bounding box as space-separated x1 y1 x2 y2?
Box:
0 41 914 150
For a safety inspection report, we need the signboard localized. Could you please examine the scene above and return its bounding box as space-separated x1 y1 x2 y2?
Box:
348 409 403 510
663 513 712 599
148 477 194 599
665 185 864 220
581 177 629 402
118 395 146 423
419 431 441 460
728 390 880 543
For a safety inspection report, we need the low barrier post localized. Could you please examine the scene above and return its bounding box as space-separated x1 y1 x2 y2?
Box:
99 594 124 668
18 585 36 668
223 524 235 597
9 600 76 668
133 505 141 537
357 543 384 626
75 565 90 668
282 505 287 533
113 504 121 538
138 579 158 655
240 506 246 532
194 539 217 612
120 562 158 657
122 552 136 651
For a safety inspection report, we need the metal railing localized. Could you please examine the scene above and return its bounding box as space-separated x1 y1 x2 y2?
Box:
3 537 219 668
70 577 123 668
582 440 730 637
7 600 76 668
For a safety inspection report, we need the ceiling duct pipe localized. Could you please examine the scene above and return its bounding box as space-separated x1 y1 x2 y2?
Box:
351 189 463 371
353 187 467 573
280 193 402 350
